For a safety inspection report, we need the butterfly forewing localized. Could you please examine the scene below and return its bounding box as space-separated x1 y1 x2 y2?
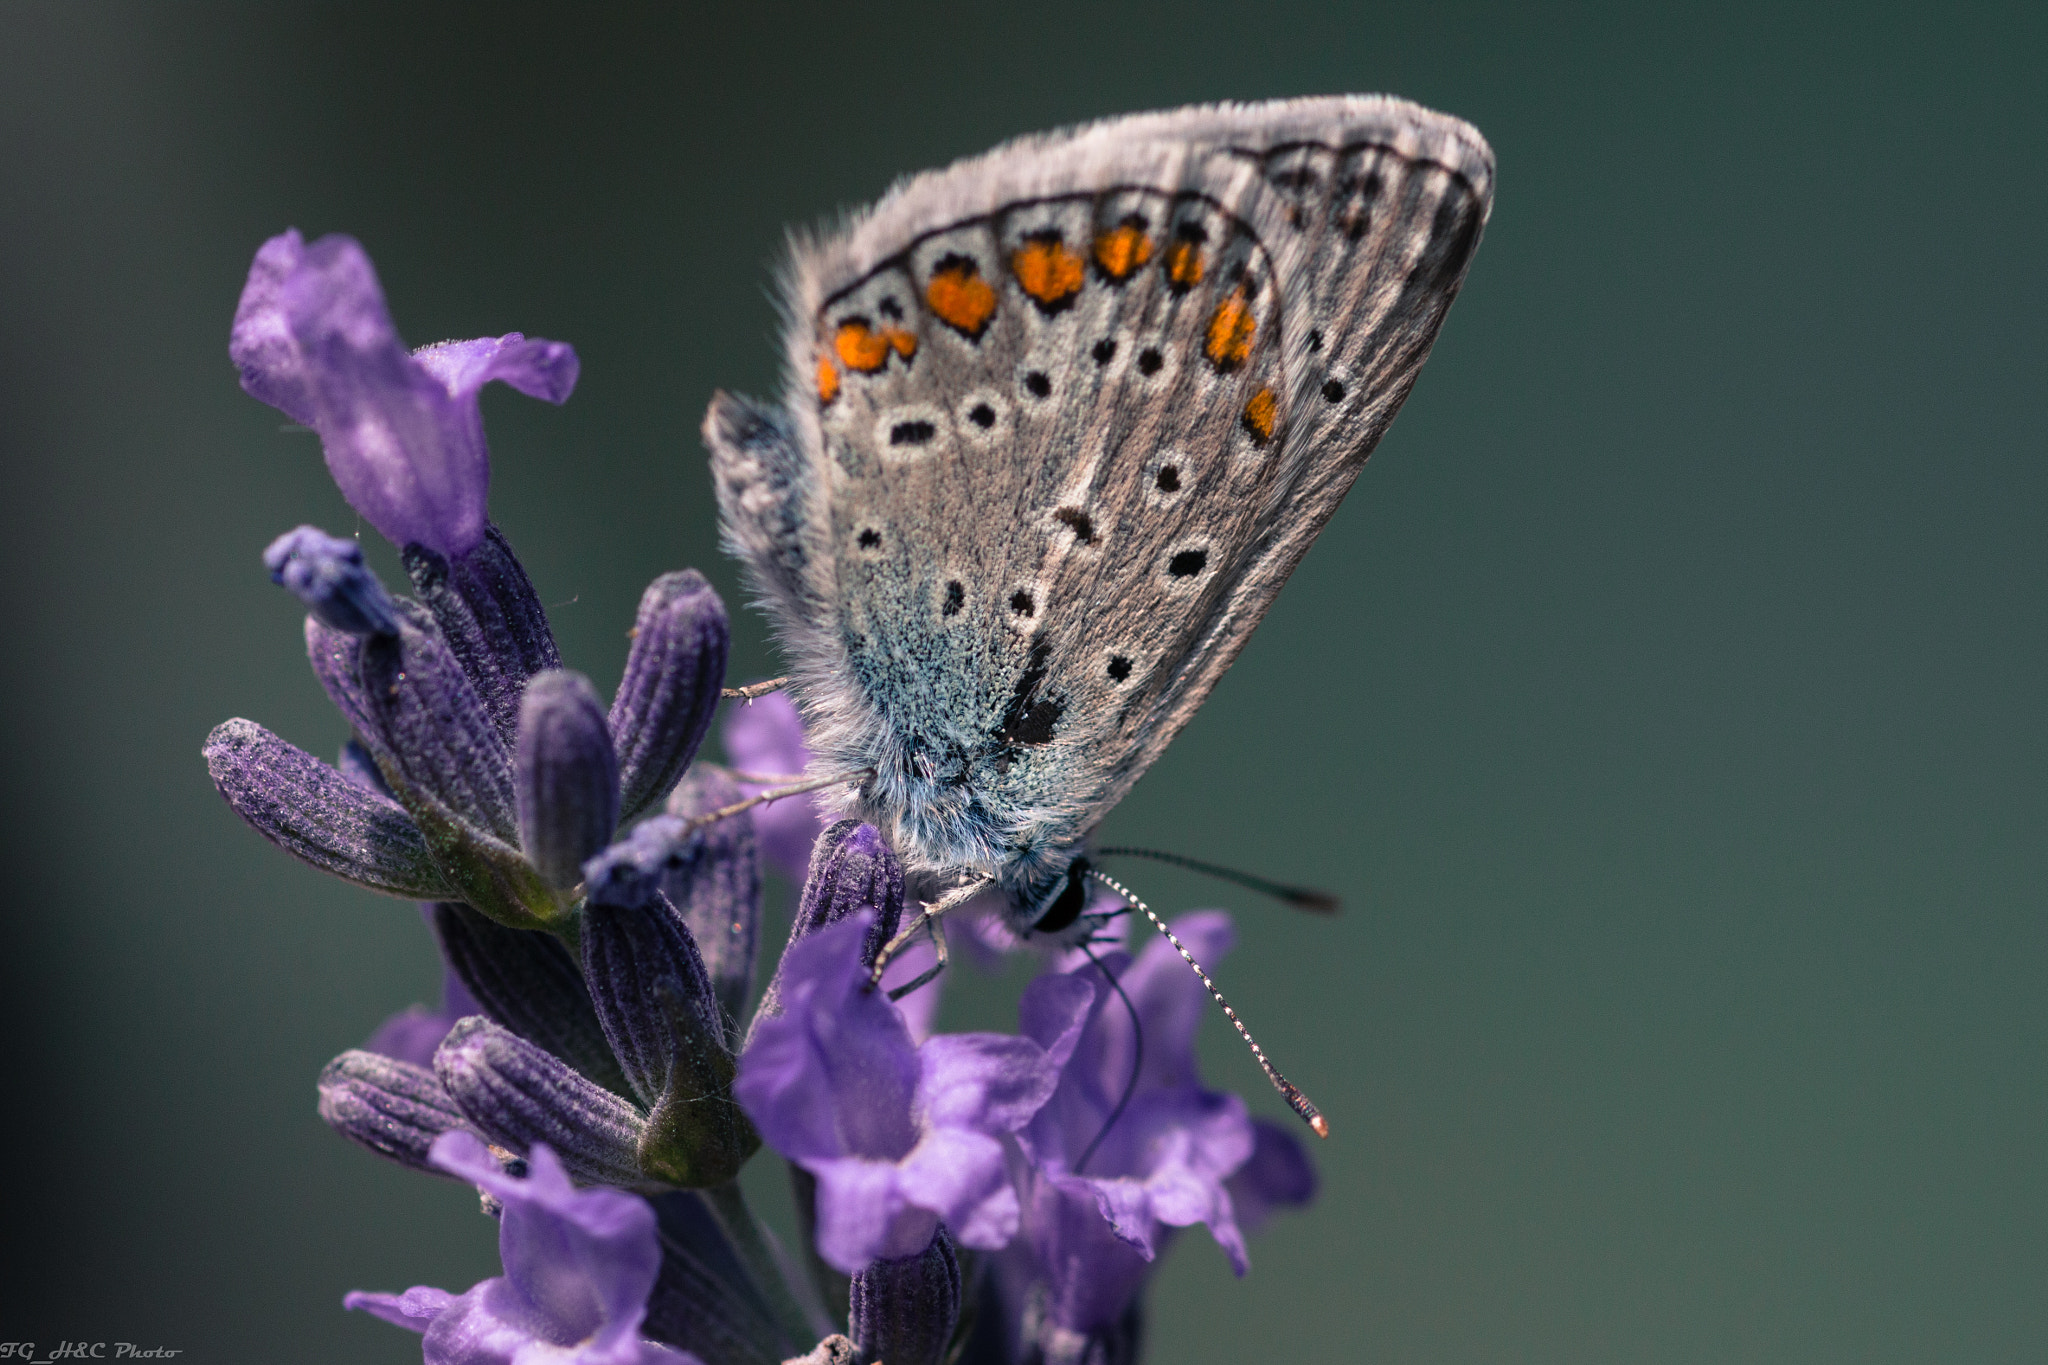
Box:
709 97 1492 898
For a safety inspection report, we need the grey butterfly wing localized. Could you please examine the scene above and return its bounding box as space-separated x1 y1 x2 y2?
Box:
707 96 1493 887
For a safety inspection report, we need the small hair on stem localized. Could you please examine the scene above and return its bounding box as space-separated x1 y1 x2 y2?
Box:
1087 869 1330 1139
1094 846 1339 913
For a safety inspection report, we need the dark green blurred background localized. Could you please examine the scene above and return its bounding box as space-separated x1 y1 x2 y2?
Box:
2 3 2042 1361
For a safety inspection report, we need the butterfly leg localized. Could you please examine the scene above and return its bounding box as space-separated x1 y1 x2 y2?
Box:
719 676 789 703
869 875 989 990
884 914 948 1002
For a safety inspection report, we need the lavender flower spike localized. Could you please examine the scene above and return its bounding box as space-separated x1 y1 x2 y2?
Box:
263 525 399 636
735 912 1094 1273
347 1132 700 1364
231 230 577 558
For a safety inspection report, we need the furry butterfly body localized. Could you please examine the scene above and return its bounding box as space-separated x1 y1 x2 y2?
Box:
708 96 1493 935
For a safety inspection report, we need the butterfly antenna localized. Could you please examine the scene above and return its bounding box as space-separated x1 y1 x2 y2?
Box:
1072 941 1142 1175
1086 869 1330 1139
1093 846 1339 913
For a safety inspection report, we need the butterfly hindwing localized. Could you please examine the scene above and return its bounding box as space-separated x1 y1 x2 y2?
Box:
708 96 1493 898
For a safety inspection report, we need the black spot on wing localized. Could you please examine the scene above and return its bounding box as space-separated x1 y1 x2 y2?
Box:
942 580 964 616
1055 507 1096 544
997 641 1065 748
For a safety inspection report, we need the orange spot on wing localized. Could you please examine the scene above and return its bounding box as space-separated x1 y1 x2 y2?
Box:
1165 240 1204 290
835 319 893 373
884 328 918 361
1241 386 1277 444
925 257 998 337
1011 235 1085 309
1093 219 1153 281
1204 289 1257 370
816 356 840 404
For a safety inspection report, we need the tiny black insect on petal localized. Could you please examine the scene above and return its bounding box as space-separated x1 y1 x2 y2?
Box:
1024 371 1052 398
969 402 996 429
1168 549 1208 578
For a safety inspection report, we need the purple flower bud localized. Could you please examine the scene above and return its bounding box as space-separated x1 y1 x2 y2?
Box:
230 230 577 558
751 821 904 1028
430 901 630 1098
612 571 730 821
849 1227 960 1365
583 894 758 1187
305 616 377 740
434 1015 649 1188
317 1049 475 1175
357 612 518 842
203 718 450 899
583 814 695 910
262 525 399 637
403 526 562 747
516 669 621 890
664 766 762 1034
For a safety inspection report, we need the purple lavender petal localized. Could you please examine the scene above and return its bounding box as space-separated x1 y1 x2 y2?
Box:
893 1128 1017 1250
722 693 823 879
751 822 903 1028
363 1004 459 1070
318 1049 474 1174
343 1286 453 1333
203 718 451 899
431 901 629 1097
806 1157 940 1271
612 571 730 821
1225 1117 1318 1235
263 525 400 637
435 1016 648 1188
230 233 579 558
412 333 578 405
1017 1175 1156 1337
848 1228 959 1365
515 669 620 890
916 1032 1071 1135
403 526 562 748
350 1133 700 1364
736 914 920 1165
662 767 761 1034
357 610 519 842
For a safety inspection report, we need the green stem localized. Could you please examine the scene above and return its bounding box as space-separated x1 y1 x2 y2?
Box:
703 1179 831 1350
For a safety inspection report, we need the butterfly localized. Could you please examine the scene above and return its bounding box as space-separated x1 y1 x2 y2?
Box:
706 96 1492 967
